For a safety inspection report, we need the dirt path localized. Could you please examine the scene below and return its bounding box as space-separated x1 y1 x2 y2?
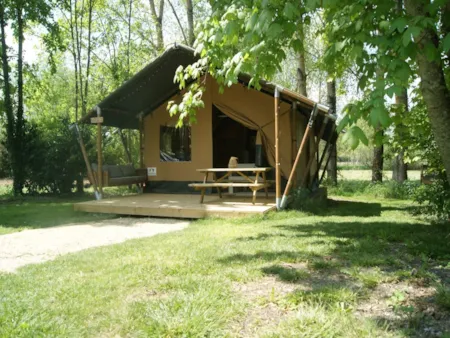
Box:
0 218 189 273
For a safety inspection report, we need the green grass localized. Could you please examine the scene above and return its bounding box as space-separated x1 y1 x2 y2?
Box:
0 197 116 235
0 195 449 337
339 170 421 181
0 185 135 235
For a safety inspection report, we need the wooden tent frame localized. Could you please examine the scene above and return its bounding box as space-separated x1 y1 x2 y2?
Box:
273 87 337 210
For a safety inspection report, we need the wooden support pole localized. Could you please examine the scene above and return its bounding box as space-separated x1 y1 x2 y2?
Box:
280 104 318 209
96 106 103 198
291 102 298 188
319 143 336 185
301 116 329 187
275 87 281 209
313 124 336 184
73 123 99 198
139 114 144 168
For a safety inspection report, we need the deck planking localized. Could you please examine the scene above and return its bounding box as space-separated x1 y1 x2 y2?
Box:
74 193 276 219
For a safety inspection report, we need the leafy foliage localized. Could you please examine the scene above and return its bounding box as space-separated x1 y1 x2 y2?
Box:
413 178 450 221
1 118 93 195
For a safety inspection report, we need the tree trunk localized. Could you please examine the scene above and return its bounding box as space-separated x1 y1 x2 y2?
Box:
186 0 194 46
372 129 384 183
0 5 16 183
149 0 164 51
392 91 408 182
119 129 133 165
82 0 94 117
167 0 188 45
441 1 450 63
126 0 133 78
405 0 450 184
14 4 25 194
296 27 307 97
326 80 338 184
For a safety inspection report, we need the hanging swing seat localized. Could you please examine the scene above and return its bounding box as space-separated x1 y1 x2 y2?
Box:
91 164 147 187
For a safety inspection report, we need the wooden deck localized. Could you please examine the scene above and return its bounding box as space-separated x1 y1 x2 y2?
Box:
74 193 276 219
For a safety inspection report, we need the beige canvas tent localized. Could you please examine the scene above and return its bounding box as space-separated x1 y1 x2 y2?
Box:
79 44 337 209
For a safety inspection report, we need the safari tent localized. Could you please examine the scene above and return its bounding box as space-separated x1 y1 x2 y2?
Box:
75 44 337 218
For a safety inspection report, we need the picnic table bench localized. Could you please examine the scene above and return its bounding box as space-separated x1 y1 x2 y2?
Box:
189 167 272 204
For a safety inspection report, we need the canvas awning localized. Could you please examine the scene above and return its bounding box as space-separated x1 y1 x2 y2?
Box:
81 44 337 143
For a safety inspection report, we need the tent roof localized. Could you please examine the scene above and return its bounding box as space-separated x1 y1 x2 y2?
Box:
81 44 198 129
81 44 336 141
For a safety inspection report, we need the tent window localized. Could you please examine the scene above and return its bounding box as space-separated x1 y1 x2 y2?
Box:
160 126 192 162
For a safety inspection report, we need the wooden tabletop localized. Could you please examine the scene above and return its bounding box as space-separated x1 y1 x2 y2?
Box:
197 167 272 173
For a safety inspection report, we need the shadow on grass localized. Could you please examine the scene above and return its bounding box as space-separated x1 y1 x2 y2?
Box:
220 214 450 335
0 196 116 233
324 199 382 217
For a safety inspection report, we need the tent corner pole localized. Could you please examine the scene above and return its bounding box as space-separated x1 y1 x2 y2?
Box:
139 114 144 169
96 106 103 199
275 86 281 210
280 104 318 210
73 123 99 197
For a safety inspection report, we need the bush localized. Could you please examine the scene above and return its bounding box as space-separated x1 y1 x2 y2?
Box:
413 178 450 220
21 118 93 194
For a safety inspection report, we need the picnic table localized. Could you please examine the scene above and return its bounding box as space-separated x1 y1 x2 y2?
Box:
189 167 272 204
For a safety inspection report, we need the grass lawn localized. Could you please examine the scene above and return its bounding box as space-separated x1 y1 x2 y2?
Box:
0 185 137 235
340 170 421 181
0 195 449 337
0 197 116 235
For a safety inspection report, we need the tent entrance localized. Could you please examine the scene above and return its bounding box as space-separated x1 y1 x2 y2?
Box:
212 105 268 168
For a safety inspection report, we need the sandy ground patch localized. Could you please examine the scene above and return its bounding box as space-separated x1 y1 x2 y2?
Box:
0 217 188 273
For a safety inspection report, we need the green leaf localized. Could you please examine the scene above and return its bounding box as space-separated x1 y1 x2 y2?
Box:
246 12 258 32
291 39 303 52
395 64 411 83
335 41 346 52
267 23 283 38
424 42 439 62
379 20 390 31
337 114 350 133
442 33 450 53
353 126 369 146
391 17 407 33
283 2 297 20
402 26 422 47
343 126 362 150
386 85 403 98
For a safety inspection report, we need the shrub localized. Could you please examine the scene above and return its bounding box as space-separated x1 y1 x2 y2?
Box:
413 178 450 220
22 118 93 194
